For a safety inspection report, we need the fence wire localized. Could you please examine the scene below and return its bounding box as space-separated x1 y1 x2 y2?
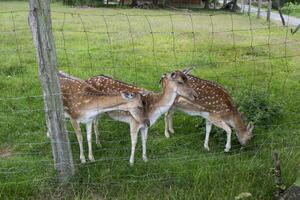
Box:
0 3 300 199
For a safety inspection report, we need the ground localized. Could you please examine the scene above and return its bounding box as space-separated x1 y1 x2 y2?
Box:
0 1 300 199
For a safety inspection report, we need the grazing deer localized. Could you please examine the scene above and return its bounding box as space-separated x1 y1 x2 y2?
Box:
164 68 254 152
86 70 197 165
58 72 149 163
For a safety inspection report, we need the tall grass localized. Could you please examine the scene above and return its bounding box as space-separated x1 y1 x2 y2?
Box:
0 1 300 199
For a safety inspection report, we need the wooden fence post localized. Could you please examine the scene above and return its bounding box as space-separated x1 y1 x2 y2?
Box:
257 0 262 18
28 0 74 182
267 0 272 21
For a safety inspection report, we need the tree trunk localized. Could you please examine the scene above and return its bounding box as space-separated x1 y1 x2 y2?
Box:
277 0 285 26
232 0 238 11
257 0 262 18
204 0 209 9
267 0 272 22
248 0 252 15
131 0 138 7
242 0 246 13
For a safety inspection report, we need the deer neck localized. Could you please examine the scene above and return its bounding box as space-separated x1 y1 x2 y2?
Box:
231 112 247 133
87 95 129 112
75 95 129 122
146 85 177 125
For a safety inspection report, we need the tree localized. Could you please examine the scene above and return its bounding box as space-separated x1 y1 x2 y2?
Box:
204 0 210 9
131 0 138 7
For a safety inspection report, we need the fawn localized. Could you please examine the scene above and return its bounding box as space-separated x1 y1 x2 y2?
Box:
85 70 197 165
164 68 254 152
58 72 149 163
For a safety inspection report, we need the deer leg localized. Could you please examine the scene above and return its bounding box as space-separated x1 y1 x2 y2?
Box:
164 113 170 138
204 120 212 151
164 107 175 138
168 108 175 134
208 118 232 152
129 122 140 166
93 116 101 147
86 121 95 162
140 127 148 162
70 119 86 163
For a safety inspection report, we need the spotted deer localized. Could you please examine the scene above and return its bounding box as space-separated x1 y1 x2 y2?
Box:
164 68 254 152
86 70 197 165
58 72 149 163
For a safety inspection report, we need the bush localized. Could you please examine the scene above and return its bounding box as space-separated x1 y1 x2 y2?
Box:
63 0 103 6
236 90 283 129
282 2 300 17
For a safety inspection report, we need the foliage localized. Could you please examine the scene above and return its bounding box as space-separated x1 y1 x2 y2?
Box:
237 90 283 129
63 0 103 6
282 2 300 17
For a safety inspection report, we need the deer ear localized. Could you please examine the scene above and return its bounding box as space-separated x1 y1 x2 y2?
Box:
241 112 247 121
247 122 254 133
139 90 150 96
121 91 136 100
182 67 193 75
171 72 176 79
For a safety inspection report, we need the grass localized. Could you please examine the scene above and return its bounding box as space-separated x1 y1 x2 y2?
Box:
0 1 300 199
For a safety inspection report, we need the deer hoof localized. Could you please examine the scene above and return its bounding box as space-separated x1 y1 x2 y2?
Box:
164 130 170 138
169 128 175 134
142 156 148 162
204 145 210 151
224 148 230 153
89 155 95 162
80 157 87 164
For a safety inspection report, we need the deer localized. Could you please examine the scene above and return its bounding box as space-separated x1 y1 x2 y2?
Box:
85 69 197 165
164 68 254 152
58 72 149 163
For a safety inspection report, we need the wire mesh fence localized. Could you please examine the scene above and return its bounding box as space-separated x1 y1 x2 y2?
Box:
0 1 300 199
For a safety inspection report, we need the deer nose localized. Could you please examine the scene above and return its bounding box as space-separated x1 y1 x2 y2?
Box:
144 119 150 127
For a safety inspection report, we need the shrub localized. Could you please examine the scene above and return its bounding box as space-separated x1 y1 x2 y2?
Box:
63 0 104 6
236 90 283 129
282 2 300 17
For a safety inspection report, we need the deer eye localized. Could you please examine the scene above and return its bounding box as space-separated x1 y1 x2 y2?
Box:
138 106 143 110
177 81 184 85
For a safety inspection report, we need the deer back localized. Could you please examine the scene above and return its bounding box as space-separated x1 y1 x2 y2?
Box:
182 74 238 115
59 72 119 119
85 75 148 95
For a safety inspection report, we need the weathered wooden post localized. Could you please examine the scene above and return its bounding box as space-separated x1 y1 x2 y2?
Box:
28 0 74 182
267 0 272 21
257 0 262 18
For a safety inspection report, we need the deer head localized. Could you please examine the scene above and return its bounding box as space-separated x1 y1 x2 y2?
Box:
121 91 150 127
160 70 197 101
237 121 254 146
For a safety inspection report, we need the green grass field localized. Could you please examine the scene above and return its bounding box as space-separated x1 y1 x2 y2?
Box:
0 1 300 199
